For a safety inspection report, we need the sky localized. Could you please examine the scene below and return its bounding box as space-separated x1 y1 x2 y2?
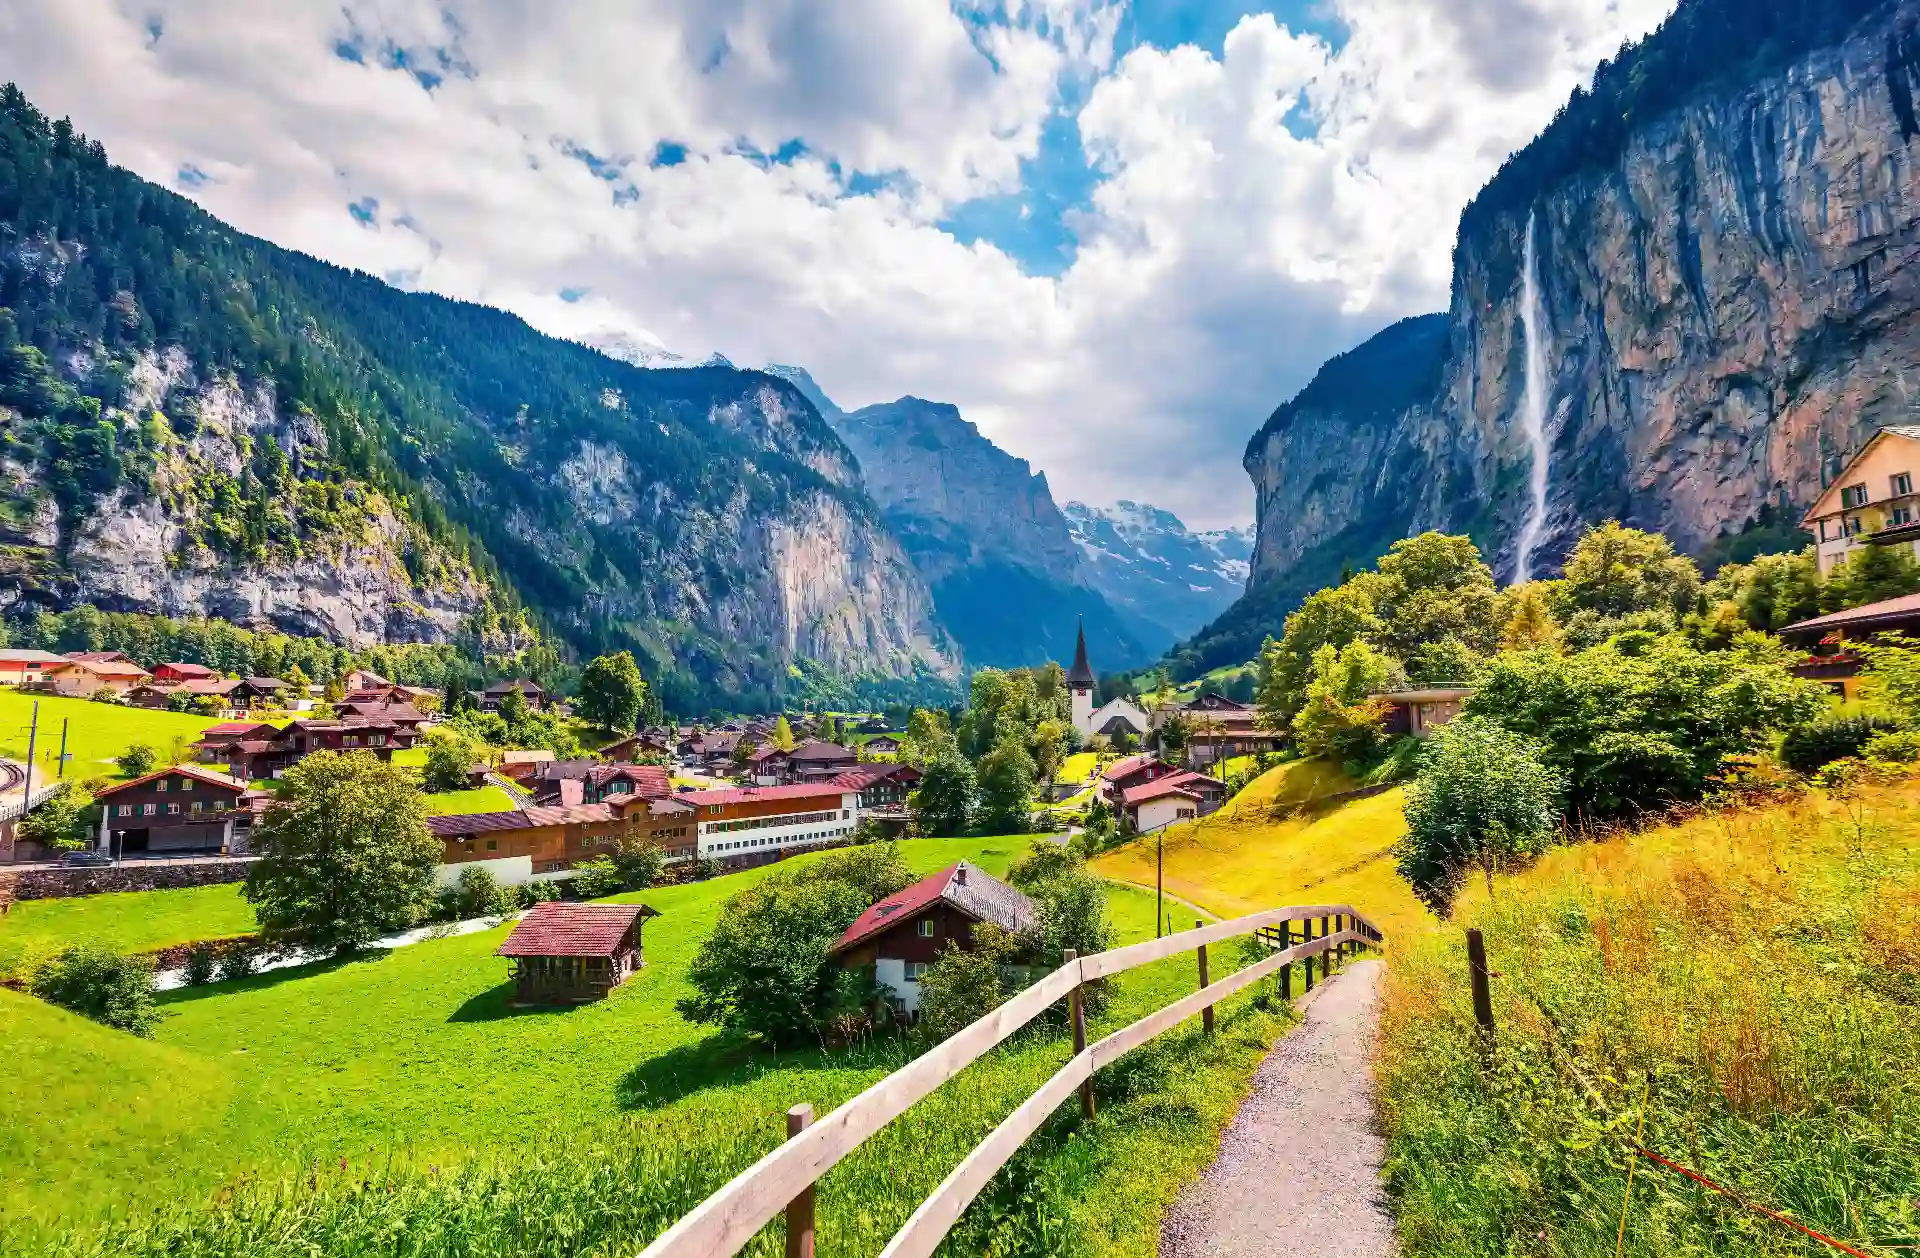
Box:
0 0 1676 529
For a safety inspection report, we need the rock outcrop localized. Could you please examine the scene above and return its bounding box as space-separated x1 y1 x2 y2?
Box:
1208 0 1920 675
1063 501 1253 648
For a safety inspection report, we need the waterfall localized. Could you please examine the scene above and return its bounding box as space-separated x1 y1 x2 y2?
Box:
1514 210 1552 584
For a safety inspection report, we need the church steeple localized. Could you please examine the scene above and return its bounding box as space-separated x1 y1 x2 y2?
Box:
1067 619 1095 691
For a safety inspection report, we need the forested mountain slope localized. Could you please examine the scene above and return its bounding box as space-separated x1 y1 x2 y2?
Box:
0 86 955 710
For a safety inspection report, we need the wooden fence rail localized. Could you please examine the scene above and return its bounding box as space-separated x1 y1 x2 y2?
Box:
637 904 1386 1258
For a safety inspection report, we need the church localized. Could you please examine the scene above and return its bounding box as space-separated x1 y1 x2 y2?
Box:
1067 622 1149 742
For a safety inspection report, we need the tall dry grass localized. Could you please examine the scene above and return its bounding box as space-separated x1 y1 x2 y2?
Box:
1378 779 1920 1256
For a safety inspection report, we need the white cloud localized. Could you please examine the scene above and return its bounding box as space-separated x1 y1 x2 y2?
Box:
0 0 1671 529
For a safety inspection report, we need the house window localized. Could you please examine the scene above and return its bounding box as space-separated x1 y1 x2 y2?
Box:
1896 507 1915 528
1847 517 1864 537
1841 483 1870 509
485 839 498 851
343 736 360 747
190 801 203 814
905 961 929 981
118 804 132 817
917 919 935 938
155 780 167 792
179 779 192 791
1895 472 1914 497
166 802 180 815
141 803 155 816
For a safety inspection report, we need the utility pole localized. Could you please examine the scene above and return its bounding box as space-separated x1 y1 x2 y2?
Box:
1156 826 1164 938
21 701 38 810
56 719 67 779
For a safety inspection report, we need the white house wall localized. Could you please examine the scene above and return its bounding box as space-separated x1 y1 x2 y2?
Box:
875 957 921 1014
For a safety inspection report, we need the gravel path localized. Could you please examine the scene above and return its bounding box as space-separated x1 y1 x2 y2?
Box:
1160 959 1397 1258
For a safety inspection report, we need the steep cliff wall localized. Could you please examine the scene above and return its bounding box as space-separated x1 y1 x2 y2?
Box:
1203 0 1920 676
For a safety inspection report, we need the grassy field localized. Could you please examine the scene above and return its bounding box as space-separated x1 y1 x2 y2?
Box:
0 690 220 781
1056 751 1107 784
1378 778 1920 1256
421 785 517 815
0 883 255 980
2 834 1325 1258
1091 759 1431 938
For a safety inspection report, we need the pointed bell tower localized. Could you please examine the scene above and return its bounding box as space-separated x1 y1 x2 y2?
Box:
1067 619 1096 736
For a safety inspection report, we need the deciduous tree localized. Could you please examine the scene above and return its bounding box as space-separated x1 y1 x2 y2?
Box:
575 651 647 733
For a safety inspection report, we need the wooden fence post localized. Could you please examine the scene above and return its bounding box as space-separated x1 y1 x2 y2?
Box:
1279 919 1292 1001
1065 948 1094 1119
1332 913 1344 967
1304 916 1316 992
786 1104 815 1258
1196 919 1214 1034
1465 928 1495 1038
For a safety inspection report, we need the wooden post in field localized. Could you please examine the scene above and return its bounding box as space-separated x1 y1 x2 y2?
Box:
1066 948 1094 1119
785 1104 815 1258
1196 919 1214 1034
1279 919 1293 1001
1466 928 1495 1038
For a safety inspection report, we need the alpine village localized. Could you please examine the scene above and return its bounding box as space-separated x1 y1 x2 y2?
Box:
3 2 1920 1257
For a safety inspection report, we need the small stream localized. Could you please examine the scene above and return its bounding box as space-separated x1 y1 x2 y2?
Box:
154 912 514 991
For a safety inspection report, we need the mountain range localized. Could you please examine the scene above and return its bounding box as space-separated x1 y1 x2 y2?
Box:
1176 0 1915 677
0 84 1236 707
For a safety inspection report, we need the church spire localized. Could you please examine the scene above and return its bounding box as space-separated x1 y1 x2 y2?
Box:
1067 618 1095 690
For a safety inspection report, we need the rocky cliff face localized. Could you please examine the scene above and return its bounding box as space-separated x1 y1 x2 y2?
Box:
1219 0 1920 674
764 365 1149 669
0 347 486 643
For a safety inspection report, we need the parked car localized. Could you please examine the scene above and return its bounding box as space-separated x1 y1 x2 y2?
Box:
64 850 113 867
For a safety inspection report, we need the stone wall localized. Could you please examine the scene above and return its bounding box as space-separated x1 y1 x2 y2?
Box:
0 858 254 903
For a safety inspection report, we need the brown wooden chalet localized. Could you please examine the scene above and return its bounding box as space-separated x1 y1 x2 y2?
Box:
153 661 219 684
207 715 422 780
495 901 659 1005
479 679 547 712
784 739 859 782
430 793 698 878
93 764 252 857
600 731 670 762
1097 753 1180 804
831 863 1036 1016
530 761 672 806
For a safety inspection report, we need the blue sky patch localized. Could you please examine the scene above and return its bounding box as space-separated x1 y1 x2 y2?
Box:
347 196 379 226
334 38 364 64
176 163 210 189
1119 0 1348 57
936 112 1089 278
145 17 163 47
559 286 591 303
562 140 626 182
650 141 688 168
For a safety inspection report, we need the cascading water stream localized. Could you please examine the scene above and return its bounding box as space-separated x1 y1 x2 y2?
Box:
1514 210 1552 584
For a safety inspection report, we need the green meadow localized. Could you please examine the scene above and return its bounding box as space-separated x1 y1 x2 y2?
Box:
0 689 220 781
2 835 1320 1257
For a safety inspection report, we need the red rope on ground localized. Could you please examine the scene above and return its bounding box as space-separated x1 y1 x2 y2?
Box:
1635 1148 1881 1258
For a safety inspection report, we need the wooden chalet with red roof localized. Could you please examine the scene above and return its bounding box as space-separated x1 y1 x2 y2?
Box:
530 761 672 806
1118 772 1228 834
429 792 696 886
496 901 660 1005
153 661 219 684
830 862 1036 1015
92 764 253 857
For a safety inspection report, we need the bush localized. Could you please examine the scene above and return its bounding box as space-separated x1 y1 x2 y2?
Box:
116 742 158 777
917 924 1019 1039
1399 717 1565 914
1862 729 1920 764
456 865 512 917
1780 715 1907 774
520 879 561 907
89 686 121 704
423 734 479 793
217 944 257 982
571 858 624 899
181 943 218 986
609 832 665 891
30 944 160 1035
18 780 93 851
679 844 915 1046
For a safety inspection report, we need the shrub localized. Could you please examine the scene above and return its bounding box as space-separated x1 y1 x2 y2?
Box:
519 879 561 907
917 924 1019 1039
217 944 257 982
89 686 121 704
571 858 623 899
181 943 218 986
18 780 93 850
30 944 160 1035
1399 717 1564 914
422 734 479 793
1780 715 1906 775
679 844 915 1046
609 832 665 891
116 742 158 777
1863 728 1920 764
1006 842 1115 1016
456 865 511 918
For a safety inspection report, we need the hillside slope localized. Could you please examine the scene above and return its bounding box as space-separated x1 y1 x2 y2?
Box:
0 87 956 708
1063 501 1253 650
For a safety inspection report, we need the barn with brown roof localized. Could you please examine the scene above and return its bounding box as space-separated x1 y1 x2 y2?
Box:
496 901 660 1005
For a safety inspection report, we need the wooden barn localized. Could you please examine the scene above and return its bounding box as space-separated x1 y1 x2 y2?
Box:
494 901 659 1006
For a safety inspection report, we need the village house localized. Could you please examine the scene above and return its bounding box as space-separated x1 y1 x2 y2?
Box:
1159 693 1281 766
479 679 547 712
333 698 428 733
0 649 73 687
830 863 1037 1016
1802 426 1920 577
530 761 671 806
234 676 293 707
830 763 922 835
1371 687 1474 738
153 661 219 684
683 782 862 867
92 765 252 857
1118 773 1229 834
1097 753 1181 804
862 733 903 756
1781 591 1920 699
499 749 556 783
38 652 154 696
785 739 859 782
429 793 697 884
600 731 670 762
745 745 790 786
209 715 423 780
122 682 182 710
495 901 659 1006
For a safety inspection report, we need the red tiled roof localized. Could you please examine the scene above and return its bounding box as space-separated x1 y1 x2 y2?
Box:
158 662 218 677
833 863 1036 954
788 740 856 762
1121 779 1203 807
828 764 922 790
682 782 853 807
427 803 615 838
95 763 251 797
1102 753 1168 783
181 678 243 695
1785 592 1920 634
199 721 277 738
496 901 657 958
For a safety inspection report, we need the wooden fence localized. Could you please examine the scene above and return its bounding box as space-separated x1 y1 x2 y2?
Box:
637 903 1386 1258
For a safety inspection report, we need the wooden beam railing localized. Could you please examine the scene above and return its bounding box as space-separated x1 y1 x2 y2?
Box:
637 904 1385 1258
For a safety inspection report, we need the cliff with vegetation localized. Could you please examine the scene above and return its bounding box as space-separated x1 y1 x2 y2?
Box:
0 88 955 708
1180 0 1913 677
